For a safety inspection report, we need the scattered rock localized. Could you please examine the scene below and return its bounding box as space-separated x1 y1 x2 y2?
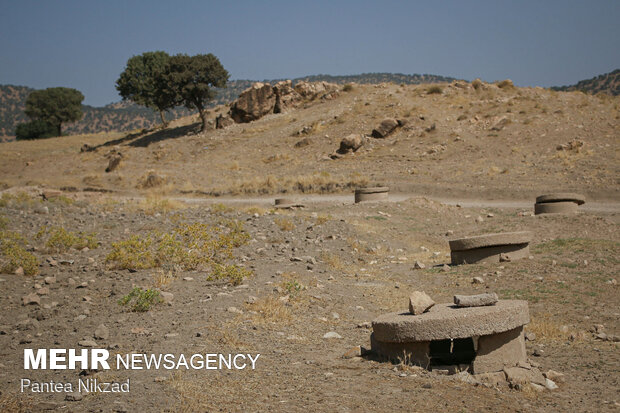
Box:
105 153 122 173
491 117 511 131
230 82 276 123
22 293 40 306
160 291 173 304
294 81 339 100
65 392 83 401
14 267 24 276
94 324 109 340
294 137 312 148
371 118 401 139
472 277 484 284
453 293 498 307
215 113 234 129
337 133 364 154
273 80 302 113
544 370 565 383
412 261 425 270
408 291 435 315
323 331 342 339
545 378 558 390
78 340 97 347
137 170 165 189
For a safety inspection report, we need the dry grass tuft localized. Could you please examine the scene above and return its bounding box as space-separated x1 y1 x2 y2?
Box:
216 172 369 196
136 170 167 189
133 196 186 215
246 296 291 324
527 313 574 343
496 79 514 89
427 85 443 95
274 217 295 231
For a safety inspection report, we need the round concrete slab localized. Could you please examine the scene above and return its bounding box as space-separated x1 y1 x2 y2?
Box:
355 187 390 194
535 201 578 215
372 300 529 343
535 193 585 205
449 232 532 251
451 244 529 264
355 187 389 203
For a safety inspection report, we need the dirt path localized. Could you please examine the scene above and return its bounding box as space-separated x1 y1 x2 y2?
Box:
129 193 620 214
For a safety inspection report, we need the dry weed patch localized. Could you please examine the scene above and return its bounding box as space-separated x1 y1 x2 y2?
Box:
274 217 295 231
118 287 163 312
246 296 291 324
0 230 38 275
37 226 98 252
106 219 251 285
220 172 369 195
133 197 186 215
526 313 576 343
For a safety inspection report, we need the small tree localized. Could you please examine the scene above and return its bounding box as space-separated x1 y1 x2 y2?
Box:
116 51 176 126
161 53 229 131
15 120 57 140
24 87 84 136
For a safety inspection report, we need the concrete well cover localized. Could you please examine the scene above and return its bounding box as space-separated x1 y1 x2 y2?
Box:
535 193 585 205
355 187 389 194
449 232 532 251
372 300 529 343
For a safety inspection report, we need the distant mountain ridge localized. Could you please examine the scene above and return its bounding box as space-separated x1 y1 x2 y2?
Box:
0 72 457 140
551 69 619 96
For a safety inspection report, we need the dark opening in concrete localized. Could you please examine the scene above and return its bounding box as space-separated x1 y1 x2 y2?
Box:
429 338 476 367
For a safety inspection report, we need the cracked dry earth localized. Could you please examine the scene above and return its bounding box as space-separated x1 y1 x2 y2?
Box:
0 193 618 412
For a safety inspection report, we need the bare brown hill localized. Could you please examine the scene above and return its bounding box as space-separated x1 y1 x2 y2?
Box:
0 80 618 201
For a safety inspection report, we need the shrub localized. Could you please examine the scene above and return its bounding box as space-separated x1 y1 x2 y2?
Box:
496 79 514 89
427 85 443 95
107 235 155 270
118 287 162 312
0 231 38 275
15 120 57 140
207 263 252 286
0 192 38 209
342 83 354 92
471 79 483 90
42 227 98 252
274 217 295 231
106 220 251 285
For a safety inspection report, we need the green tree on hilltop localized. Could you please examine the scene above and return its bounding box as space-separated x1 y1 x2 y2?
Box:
160 53 229 131
116 51 176 126
24 87 84 136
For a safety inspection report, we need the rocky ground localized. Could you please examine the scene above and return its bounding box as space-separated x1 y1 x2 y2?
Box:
0 190 618 412
0 80 618 412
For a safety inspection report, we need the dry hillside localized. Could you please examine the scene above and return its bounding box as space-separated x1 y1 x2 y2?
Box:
0 80 618 201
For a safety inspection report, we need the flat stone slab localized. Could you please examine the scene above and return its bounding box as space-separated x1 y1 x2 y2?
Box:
449 232 532 251
372 300 529 343
535 193 585 205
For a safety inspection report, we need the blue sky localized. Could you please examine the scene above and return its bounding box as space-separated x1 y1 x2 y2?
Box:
1 0 618 106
